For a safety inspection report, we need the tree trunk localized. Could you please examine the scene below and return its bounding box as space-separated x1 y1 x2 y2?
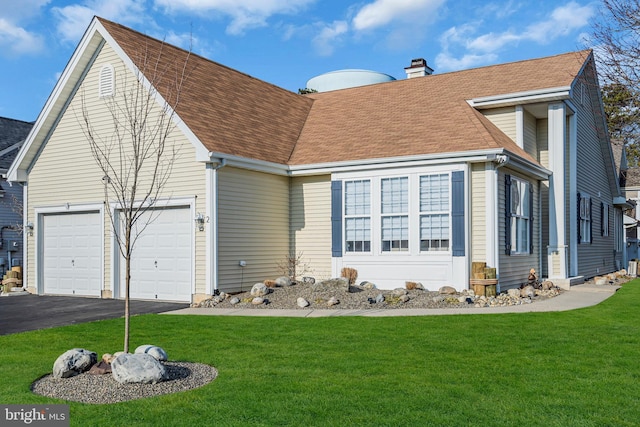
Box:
124 225 131 353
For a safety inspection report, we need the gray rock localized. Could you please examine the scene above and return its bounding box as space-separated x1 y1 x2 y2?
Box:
439 286 457 295
134 345 168 362
541 280 554 290
327 297 339 306
250 283 269 297
251 297 264 305
314 278 348 292
375 293 385 304
361 281 377 290
507 288 521 298
432 295 445 303
111 353 167 384
53 348 98 379
520 285 535 298
275 276 292 287
229 297 240 305
399 294 410 303
415 283 425 290
297 297 310 308
392 288 408 296
302 276 316 285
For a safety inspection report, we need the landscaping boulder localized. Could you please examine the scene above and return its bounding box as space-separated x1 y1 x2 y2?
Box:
313 278 348 292
520 285 535 298
297 297 310 308
507 288 520 298
88 361 112 375
252 297 265 305
111 353 167 384
275 276 292 287
53 348 97 379
439 286 457 295
134 345 168 362
250 283 269 297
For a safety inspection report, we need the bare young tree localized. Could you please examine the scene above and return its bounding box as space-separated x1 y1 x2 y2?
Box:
78 42 192 353
591 0 640 163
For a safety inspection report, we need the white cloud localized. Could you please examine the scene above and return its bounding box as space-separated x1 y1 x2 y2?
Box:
352 0 445 31
153 0 315 35
52 0 147 43
312 20 348 56
0 17 45 55
0 0 49 56
435 51 497 71
437 1 595 71
0 0 51 21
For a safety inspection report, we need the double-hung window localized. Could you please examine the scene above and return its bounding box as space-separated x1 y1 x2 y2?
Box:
510 177 530 254
344 180 371 252
420 174 450 251
381 177 409 252
579 193 591 243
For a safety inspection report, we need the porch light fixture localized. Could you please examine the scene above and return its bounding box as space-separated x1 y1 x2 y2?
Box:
195 212 208 231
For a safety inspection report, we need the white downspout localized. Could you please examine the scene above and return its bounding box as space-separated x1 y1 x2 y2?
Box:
206 158 226 295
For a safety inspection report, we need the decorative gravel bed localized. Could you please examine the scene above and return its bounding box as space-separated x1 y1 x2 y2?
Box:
31 362 218 404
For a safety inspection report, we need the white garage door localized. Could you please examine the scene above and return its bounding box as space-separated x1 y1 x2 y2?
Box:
42 212 102 297
122 206 192 302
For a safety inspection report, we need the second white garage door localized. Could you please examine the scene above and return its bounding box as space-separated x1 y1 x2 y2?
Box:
121 206 192 302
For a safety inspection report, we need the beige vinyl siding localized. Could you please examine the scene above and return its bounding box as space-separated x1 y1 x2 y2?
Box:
470 163 486 263
483 107 517 142
217 167 289 292
290 175 332 280
497 168 540 290
523 110 537 159
574 70 617 278
26 42 207 297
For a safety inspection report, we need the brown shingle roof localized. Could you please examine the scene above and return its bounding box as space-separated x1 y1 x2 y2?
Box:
99 18 589 168
291 51 589 165
99 18 312 165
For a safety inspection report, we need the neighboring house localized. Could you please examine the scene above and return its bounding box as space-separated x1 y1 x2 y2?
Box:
8 17 625 303
0 117 32 271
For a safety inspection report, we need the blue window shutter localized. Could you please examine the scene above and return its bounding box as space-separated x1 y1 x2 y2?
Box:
331 181 343 257
589 198 593 244
601 202 604 237
451 171 465 257
577 192 582 244
505 174 512 255
529 183 534 254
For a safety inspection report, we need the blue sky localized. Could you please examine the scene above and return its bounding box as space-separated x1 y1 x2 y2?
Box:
1 0 599 122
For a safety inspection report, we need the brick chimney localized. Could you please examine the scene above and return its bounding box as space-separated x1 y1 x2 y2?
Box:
404 58 433 78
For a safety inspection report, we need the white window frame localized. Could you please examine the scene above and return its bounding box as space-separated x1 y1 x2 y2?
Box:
419 173 451 252
580 194 591 243
380 176 409 252
602 202 610 237
510 177 530 255
344 179 371 253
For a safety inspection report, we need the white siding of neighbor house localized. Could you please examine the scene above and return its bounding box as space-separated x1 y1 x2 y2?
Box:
26 42 207 299
290 175 332 281
483 107 517 142
470 163 486 263
497 168 541 290
217 167 290 293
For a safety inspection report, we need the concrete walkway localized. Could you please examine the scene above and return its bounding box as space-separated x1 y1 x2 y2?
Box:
165 283 620 318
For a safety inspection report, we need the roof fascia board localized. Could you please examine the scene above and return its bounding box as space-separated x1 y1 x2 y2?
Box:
206 152 289 176
98 21 211 162
8 18 104 182
289 149 551 179
468 86 571 109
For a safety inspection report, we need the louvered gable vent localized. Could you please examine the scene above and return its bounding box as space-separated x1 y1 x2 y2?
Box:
99 64 114 98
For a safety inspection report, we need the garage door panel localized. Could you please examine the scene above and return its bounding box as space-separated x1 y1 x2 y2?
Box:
42 212 102 297
123 207 192 302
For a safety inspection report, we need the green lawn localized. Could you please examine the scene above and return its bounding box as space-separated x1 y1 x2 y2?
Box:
2 282 640 426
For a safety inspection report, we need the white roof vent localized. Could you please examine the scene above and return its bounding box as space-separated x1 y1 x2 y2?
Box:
99 64 115 98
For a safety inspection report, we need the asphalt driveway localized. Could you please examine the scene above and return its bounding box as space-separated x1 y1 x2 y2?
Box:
0 294 188 335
